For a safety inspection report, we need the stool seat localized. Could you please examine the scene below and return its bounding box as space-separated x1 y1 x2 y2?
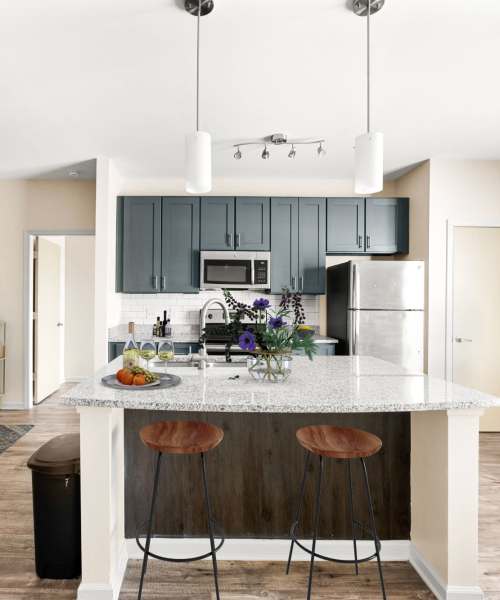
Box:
140 420 224 455
296 425 382 459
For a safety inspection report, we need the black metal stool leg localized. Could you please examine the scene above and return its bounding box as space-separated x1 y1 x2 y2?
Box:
361 458 387 600
346 460 359 575
201 452 221 600
306 455 324 600
286 450 311 574
138 451 162 600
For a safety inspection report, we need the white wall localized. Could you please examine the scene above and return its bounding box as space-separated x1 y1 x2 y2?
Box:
65 236 95 381
0 180 95 409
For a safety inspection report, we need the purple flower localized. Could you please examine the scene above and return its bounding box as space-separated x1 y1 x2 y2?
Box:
239 331 257 352
253 298 270 310
269 316 286 329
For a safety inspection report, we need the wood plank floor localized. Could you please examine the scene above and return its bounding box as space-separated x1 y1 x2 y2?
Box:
1 390 499 599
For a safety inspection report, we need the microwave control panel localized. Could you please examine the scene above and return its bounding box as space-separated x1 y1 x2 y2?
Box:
254 260 269 284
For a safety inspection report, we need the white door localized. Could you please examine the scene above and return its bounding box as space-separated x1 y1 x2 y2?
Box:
35 237 63 403
453 226 500 431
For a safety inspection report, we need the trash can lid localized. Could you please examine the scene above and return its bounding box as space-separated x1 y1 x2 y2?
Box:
27 433 80 475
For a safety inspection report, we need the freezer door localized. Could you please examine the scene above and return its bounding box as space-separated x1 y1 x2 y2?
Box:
350 309 424 373
350 261 425 310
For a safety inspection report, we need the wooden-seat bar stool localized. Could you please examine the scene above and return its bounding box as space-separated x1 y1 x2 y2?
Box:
136 420 224 600
286 424 387 600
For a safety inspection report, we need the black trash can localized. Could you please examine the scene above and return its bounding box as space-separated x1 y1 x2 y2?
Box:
27 433 81 579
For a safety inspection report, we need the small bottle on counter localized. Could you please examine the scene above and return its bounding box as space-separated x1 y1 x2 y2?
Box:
164 318 172 338
153 316 161 337
123 322 140 369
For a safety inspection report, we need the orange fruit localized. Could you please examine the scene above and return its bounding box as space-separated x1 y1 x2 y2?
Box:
117 368 134 385
133 374 146 386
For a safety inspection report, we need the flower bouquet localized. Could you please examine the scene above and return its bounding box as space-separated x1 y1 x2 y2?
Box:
222 289 317 382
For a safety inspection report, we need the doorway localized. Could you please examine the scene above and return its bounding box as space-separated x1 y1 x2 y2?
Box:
28 233 95 406
452 226 500 431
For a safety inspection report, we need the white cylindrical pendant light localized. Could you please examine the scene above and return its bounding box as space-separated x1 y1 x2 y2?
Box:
185 131 212 194
354 131 383 194
354 0 384 195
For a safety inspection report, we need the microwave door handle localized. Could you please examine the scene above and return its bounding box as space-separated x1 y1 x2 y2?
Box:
250 260 255 287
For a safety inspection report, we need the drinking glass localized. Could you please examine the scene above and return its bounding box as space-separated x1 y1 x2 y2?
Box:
139 340 156 369
157 340 175 363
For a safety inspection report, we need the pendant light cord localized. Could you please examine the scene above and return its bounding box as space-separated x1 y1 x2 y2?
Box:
367 0 371 133
196 0 201 132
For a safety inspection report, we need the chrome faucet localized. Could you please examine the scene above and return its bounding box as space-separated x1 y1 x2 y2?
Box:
199 298 230 357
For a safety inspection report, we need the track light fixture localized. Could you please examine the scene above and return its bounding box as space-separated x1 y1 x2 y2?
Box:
232 133 326 161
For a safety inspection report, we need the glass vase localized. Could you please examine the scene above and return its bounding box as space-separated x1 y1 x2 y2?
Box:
247 351 292 383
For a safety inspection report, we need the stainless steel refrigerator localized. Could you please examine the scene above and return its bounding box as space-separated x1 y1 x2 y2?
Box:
326 260 425 372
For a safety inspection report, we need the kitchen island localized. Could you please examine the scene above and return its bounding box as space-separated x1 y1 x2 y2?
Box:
64 355 500 600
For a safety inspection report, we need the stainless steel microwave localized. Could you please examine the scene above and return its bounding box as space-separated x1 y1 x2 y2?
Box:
200 251 271 290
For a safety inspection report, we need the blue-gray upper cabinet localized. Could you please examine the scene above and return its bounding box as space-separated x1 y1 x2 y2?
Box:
270 197 299 293
117 196 162 293
326 198 365 253
365 197 409 254
200 197 235 250
161 197 200 293
200 197 270 251
234 197 270 251
298 198 326 294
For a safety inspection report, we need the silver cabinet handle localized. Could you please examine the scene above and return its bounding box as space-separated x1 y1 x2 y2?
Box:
152 275 159 290
161 275 167 290
291 275 296 291
226 233 233 248
455 337 473 343
366 235 371 249
299 276 303 292
358 235 363 248
235 233 241 248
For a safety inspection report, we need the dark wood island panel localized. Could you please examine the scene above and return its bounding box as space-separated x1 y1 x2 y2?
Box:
124 411 410 540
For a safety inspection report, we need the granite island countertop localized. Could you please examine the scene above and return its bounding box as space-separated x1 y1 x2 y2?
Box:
63 355 500 414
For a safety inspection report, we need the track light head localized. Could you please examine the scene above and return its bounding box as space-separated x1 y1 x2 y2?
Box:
288 145 296 159
234 147 242 160
262 145 270 160
317 142 326 157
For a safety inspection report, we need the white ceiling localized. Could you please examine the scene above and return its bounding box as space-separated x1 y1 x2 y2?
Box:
1 0 499 180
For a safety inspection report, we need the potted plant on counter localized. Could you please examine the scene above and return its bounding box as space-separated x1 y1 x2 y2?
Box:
222 289 317 382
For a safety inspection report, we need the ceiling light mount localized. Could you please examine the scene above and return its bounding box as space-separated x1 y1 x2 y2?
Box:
349 0 384 17
185 0 214 16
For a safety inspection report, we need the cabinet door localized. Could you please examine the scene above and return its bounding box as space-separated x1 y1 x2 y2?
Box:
270 198 299 294
200 197 235 250
365 198 409 254
235 197 270 250
326 197 365 253
108 342 125 362
298 198 326 294
161 197 200 293
120 197 162 293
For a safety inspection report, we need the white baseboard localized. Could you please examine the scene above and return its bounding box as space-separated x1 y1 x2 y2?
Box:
126 537 410 562
409 544 484 600
77 540 128 600
0 402 25 410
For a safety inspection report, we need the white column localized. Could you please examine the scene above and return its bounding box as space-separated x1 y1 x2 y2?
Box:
410 409 484 600
78 406 127 600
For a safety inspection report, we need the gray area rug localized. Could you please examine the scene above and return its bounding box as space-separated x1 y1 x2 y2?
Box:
0 424 34 454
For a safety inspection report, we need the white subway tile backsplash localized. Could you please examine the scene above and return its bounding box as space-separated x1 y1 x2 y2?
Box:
117 292 320 327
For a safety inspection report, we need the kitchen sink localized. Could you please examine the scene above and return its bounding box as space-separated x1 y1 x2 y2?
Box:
163 360 247 369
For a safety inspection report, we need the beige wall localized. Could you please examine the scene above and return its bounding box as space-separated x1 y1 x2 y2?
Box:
65 236 95 381
427 160 500 378
394 161 430 372
0 180 95 408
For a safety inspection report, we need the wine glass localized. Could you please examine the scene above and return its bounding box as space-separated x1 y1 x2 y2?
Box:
157 340 175 364
140 340 156 370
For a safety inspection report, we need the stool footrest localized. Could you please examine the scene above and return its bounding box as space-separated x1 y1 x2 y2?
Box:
136 519 225 564
290 521 381 565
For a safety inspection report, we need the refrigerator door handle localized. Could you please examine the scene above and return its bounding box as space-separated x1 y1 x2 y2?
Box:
351 263 359 310
349 311 359 355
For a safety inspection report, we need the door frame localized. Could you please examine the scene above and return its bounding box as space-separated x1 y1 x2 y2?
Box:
445 220 500 381
23 229 95 409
